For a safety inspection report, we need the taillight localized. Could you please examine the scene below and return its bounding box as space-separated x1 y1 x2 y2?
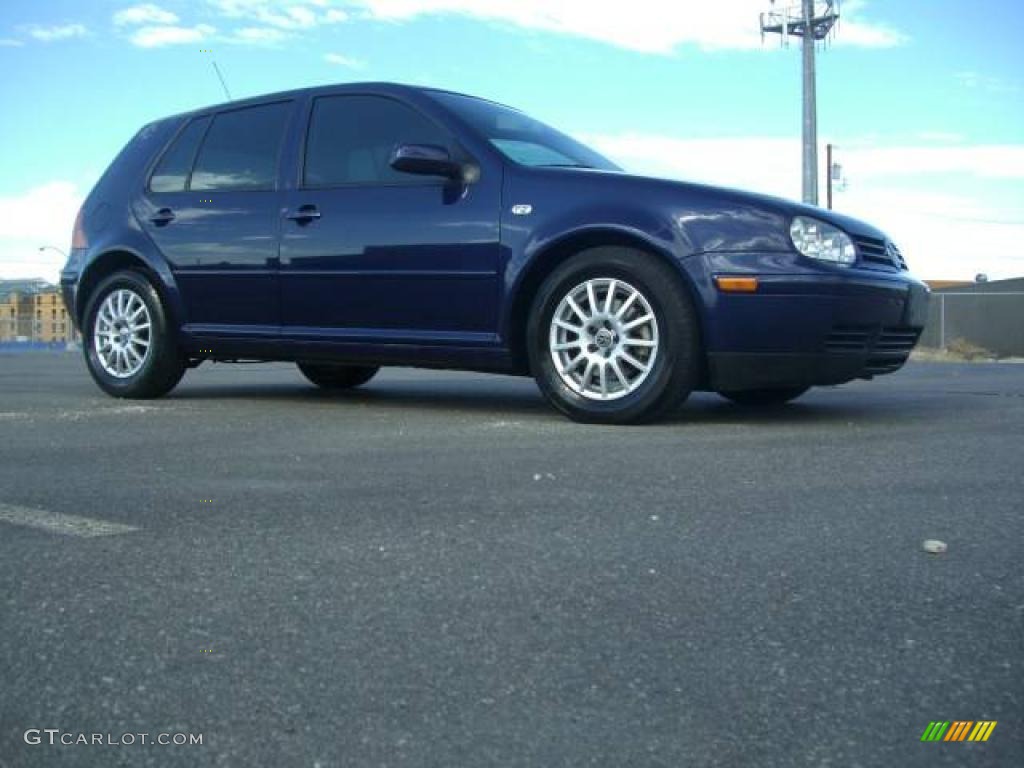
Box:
71 207 88 249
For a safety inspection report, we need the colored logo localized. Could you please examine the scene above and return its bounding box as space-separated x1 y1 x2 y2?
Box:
921 721 997 742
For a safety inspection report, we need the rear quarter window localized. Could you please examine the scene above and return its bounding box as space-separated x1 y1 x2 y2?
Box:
149 116 211 193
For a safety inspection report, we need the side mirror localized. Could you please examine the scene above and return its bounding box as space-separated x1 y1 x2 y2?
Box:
390 144 472 182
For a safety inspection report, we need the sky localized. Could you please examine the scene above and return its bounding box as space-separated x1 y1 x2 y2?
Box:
1 0 1022 282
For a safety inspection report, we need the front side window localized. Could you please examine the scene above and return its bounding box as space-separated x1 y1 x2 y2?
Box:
191 102 291 191
304 95 450 187
149 116 210 193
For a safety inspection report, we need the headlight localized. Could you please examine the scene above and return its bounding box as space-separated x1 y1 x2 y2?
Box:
790 216 856 267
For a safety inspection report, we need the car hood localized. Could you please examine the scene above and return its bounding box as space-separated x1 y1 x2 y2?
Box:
539 166 891 243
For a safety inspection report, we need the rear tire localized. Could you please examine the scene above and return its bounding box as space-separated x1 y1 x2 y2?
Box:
718 386 810 406
527 247 701 424
82 270 185 398
297 362 379 390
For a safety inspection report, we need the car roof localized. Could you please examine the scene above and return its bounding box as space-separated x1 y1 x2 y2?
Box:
164 81 515 122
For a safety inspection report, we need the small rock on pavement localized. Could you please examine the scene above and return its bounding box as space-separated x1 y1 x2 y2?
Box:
923 539 948 554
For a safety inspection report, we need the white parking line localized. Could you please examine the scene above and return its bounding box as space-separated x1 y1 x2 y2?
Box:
0 503 138 537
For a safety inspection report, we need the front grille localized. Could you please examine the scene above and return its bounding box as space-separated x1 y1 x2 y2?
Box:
876 327 920 354
888 242 908 270
824 326 922 356
853 235 888 265
825 327 870 352
853 236 908 271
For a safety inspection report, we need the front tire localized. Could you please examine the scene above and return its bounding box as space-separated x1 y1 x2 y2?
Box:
718 387 810 406
82 270 185 398
297 362 379 390
527 247 701 424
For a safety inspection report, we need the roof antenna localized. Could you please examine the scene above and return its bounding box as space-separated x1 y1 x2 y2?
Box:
211 60 232 100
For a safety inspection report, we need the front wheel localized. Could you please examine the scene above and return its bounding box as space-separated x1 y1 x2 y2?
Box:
297 362 379 390
527 247 701 424
718 387 810 406
82 270 185 398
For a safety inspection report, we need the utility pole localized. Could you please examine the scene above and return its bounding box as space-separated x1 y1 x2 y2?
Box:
826 142 833 209
761 1 840 206
801 0 818 205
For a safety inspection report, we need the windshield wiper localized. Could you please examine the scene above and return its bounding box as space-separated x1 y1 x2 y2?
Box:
538 162 594 169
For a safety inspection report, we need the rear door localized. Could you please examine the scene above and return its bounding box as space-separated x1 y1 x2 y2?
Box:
138 101 293 333
279 94 501 342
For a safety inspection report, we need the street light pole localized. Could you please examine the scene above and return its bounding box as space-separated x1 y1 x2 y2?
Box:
38 245 68 261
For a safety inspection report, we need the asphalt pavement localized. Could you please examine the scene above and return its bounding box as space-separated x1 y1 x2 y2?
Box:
1 353 1021 767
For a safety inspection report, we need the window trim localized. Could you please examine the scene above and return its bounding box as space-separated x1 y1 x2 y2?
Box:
299 93 461 191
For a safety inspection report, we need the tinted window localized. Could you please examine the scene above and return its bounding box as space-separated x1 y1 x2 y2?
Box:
149 116 210 193
191 102 291 191
304 95 450 186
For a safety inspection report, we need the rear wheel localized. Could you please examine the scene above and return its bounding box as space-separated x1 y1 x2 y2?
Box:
718 386 810 406
297 362 379 390
527 247 701 424
83 270 185 398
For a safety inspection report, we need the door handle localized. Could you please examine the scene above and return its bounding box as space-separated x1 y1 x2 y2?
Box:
286 205 321 224
150 207 175 226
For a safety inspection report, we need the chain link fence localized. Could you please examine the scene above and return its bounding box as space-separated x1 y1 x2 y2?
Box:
918 291 1024 357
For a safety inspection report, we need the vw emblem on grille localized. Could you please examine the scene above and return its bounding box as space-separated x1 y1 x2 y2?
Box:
885 241 901 265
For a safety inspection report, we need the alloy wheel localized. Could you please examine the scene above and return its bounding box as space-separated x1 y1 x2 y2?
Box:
548 277 660 401
93 288 152 378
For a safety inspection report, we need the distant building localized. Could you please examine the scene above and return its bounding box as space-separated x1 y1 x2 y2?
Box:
0 280 76 343
0 277 52 300
924 280 971 291
30 291 75 343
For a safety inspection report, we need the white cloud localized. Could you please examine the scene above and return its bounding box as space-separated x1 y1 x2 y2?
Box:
25 23 88 42
842 145 1024 180
130 23 216 47
955 70 1019 94
207 1 349 29
324 52 366 68
583 132 1024 280
918 131 964 144
347 0 905 53
229 26 288 43
586 134 803 197
0 38 24 47
835 0 906 47
0 182 83 282
113 4 180 26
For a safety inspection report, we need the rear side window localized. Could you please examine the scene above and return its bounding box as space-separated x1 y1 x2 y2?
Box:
304 95 449 187
191 102 291 191
149 116 210 193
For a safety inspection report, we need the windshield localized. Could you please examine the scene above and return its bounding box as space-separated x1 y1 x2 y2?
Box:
431 91 621 171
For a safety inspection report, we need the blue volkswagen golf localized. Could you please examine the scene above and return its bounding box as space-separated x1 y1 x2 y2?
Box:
61 82 928 424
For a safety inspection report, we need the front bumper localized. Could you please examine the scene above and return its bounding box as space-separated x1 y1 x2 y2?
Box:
699 254 929 391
